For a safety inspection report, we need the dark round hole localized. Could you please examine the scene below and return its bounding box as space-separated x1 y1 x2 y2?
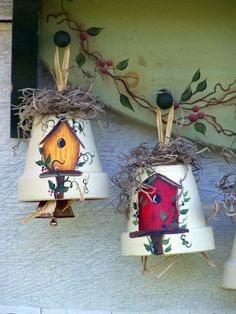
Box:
57 138 66 148
152 194 162 204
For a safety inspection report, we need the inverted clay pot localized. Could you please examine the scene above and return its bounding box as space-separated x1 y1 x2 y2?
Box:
222 232 236 290
19 115 109 202
121 164 215 256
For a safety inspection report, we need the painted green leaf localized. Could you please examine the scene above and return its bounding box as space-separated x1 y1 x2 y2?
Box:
181 86 192 102
191 69 201 82
184 197 191 202
164 245 172 253
78 123 84 133
48 180 55 191
132 220 138 225
194 122 206 136
160 211 167 220
144 243 151 252
35 160 44 166
162 238 170 245
180 216 188 224
141 200 147 206
76 52 86 68
116 59 129 70
170 207 175 213
58 186 69 193
181 223 187 229
133 202 137 210
120 94 134 111
77 162 86 167
86 27 104 36
171 195 177 201
183 191 188 197
44 154 51 166
39 147 44 155
170 223 177 228
180 209 189 215
196 79 207 92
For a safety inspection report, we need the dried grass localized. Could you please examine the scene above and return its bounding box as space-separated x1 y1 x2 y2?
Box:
14 82 106 137
112 137 202 216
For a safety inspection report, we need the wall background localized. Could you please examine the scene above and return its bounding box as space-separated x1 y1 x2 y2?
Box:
0 1 235 312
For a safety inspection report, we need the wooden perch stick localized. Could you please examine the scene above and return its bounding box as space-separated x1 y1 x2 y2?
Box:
155 108 164 144
165 106 174 145
54 45 70 91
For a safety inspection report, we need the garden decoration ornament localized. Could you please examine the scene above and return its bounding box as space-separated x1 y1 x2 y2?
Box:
18 31 109 225
223 233 236 290
113 89 215 272
214 172 236 290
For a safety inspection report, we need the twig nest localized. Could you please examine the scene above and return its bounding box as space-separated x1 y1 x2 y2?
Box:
156 89 173 110
53 31 71 47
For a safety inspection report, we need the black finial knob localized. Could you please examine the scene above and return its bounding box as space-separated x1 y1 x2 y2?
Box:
53 31 71 47
156 89 173 110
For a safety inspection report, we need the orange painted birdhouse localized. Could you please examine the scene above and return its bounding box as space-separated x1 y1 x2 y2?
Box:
39 119 85 172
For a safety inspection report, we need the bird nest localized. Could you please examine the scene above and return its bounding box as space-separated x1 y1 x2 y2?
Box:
15 82 106 137
112 137 202 217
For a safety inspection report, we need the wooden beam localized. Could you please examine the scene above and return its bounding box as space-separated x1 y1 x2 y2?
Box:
11 0 40 138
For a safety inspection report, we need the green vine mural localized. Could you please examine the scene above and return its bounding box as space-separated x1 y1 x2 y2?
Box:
47 0 236 140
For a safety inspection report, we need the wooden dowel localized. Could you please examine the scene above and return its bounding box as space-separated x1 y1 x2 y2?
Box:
62 45 70 89
54 45 70 91
54 46 63 91
155 108 164 144
156 108 164 144
165 106 174 145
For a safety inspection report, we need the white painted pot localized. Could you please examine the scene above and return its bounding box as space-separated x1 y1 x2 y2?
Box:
18 115 109 202
222 232 236 290
121 164 215 256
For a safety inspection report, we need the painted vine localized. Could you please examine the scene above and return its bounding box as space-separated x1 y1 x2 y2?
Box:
47 0 236 139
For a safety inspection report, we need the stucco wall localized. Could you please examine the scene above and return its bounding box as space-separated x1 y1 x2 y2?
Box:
0 2 235 312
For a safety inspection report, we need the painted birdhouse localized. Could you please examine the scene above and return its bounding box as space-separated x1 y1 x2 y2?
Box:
121 164 215 256
138 174 185 234
39 119 85 173
130 173 189 255
18 115 109 223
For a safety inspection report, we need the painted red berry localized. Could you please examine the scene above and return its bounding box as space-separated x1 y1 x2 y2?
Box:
192 105 199 112
188 113 198 122
98 59 107 67
106 59 113 67
174 102 180 110
197 111 205 119
100 67 108 75
80 31 88 41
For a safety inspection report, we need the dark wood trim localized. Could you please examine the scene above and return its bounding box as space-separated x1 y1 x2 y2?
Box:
10 0 40 138
0 19 12 23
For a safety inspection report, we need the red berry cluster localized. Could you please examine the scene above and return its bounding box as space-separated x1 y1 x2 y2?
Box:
41 166 47 173
174 102 180 110
97 59 113 75
80 31 89 41
188 105 205 122
48 189 53 197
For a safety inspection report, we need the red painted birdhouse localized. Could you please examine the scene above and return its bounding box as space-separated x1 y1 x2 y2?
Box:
130 173 188 254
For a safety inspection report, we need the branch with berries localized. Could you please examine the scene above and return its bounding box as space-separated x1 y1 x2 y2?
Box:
47 0 236 139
